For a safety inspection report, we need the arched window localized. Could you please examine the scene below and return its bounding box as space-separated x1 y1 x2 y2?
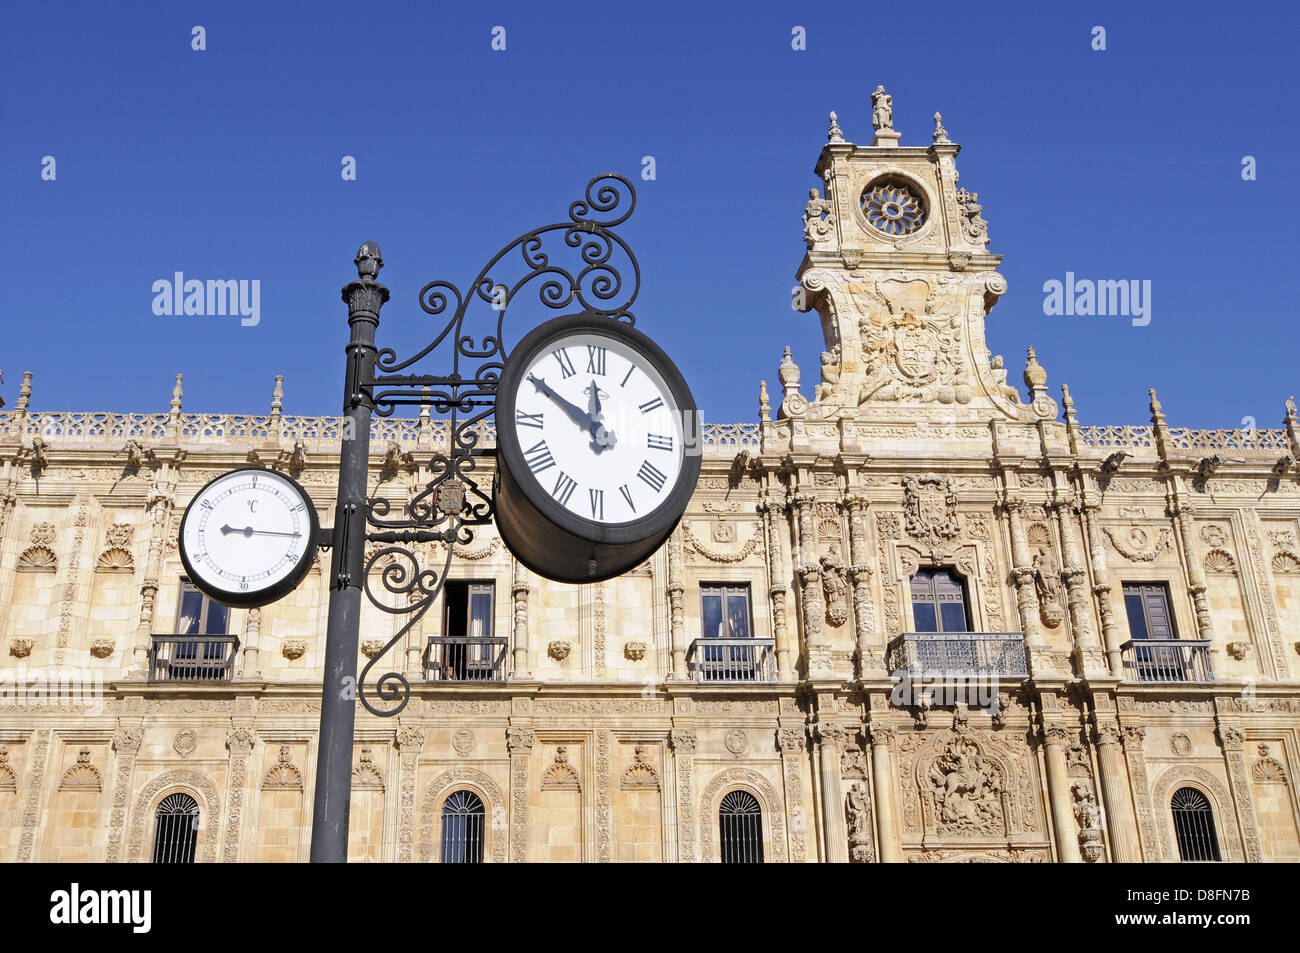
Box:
910 568 970 633
719 790 763 863
152 793 199 863
1171 787 1221 862
440 791 485 863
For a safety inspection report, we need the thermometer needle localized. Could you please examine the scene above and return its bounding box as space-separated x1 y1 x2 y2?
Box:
220 524 301 539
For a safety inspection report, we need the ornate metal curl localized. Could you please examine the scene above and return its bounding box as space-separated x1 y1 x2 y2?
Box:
356 173 641 716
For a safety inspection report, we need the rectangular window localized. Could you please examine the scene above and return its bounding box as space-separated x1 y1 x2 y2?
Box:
910 568 970 633
439 582 496 680
1122 583 1176 640
169 580 230 669
701 585 752 640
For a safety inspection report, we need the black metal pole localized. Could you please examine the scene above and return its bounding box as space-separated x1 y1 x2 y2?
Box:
310 241 388 862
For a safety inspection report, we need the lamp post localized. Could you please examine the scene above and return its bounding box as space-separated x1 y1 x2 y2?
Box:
310 242 388 862
307 175 642 862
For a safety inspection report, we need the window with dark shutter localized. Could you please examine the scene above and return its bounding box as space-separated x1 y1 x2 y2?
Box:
909 568 970 633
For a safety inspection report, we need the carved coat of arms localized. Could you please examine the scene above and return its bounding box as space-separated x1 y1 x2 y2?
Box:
903 474 960 549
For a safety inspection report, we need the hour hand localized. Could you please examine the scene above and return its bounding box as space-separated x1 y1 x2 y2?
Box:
529 374 594 430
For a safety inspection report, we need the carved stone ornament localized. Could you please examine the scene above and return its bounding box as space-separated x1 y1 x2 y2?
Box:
105 522 134 548
89 639 115 659
281 640 306 660
846 782 875 863
548 640 572 661
262 746 304 791
803 187 836 246
1170 732 1193 756
452 729 476 756
724 729 749 755
360 639 385 659
9 638 32 659
1226 642 1251 661
541 746 581 791
923 732 1006 835
820 546 850 627
1071 780 1104 863
682 520 764 563
623 641 647 661
621 745 661 790
1031 550 1065 628
352 746 385 791
173 729 198 758
1103 526 1173 562
59 748 102 792
903 474 961 549
858 307 973 406
30 522 56 545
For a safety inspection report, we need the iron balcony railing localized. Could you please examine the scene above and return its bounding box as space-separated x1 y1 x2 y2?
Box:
887 632 1028 680
424 636 509 682
1121 639 1214 684
685 638 777 683
150 634 239 682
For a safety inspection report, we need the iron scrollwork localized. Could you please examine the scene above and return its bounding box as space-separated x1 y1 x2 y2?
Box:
356 173 641 716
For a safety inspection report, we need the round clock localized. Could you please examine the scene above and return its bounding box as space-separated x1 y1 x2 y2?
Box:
178 467 320 608
494 312 701 583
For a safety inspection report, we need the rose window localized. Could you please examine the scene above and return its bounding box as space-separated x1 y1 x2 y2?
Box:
860 179 927 236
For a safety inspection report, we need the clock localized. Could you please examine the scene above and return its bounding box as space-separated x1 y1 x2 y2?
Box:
178 467 320 608
494 312 701 583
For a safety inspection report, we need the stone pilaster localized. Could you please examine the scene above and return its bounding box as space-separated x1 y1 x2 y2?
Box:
1040 722 1082 862
510 558 531 677
1121 725 1158 860
1003 496 1047 672
1091 720 1139 862
776 726 807 863
866 721 901 863
1052 496 1104 677
54 495 92 666
221 726 256 862
128 463 179 676
759 497 794 680
793 493 830 676
17 729 51 862
506 725 534 863
814 720 849 862
666 529 686 679
670 727 697 861
1216 723 1261 862
1169 494 1215 642
843 494 881 676
395 725 424 862
1080 502 1123 676
105 726 143 863
239 608 262 678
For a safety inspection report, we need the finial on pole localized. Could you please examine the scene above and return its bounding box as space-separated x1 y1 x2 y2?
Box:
932 111 950 144
828 111 844 143
354 241 383 280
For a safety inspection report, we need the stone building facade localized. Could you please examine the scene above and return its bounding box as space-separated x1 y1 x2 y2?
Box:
2 91 1299 863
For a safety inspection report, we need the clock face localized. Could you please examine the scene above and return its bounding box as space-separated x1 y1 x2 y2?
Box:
178 468 319 608
507 328 688 528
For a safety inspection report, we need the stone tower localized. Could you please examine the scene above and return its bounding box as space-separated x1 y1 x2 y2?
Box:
776 89 1052 456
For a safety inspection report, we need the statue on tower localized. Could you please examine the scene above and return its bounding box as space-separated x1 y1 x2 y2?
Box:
871 85 893 131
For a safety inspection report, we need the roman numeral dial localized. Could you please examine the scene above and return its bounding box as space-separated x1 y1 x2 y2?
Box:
509 330 688 526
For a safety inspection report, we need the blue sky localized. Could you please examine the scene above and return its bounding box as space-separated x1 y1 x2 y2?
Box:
2 0 1296 431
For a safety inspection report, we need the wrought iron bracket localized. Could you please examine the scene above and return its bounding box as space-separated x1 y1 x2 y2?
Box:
352 173 642 717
